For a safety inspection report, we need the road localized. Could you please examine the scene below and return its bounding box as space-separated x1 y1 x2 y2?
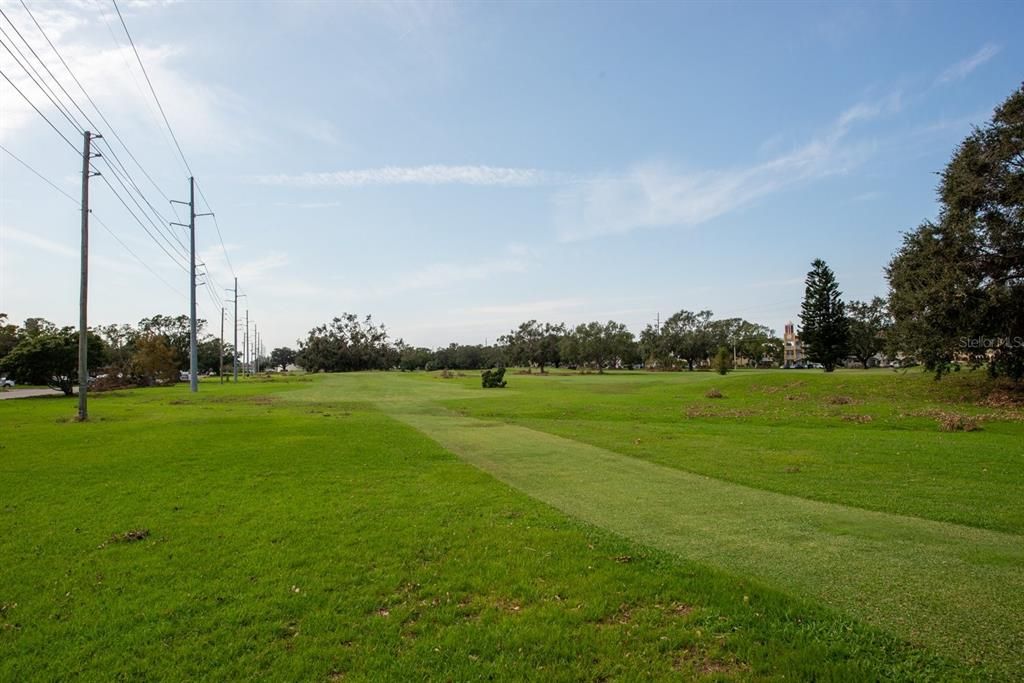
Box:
0 387 66 400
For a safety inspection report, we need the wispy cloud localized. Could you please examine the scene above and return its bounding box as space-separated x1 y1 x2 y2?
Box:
936 43 1000 85
250 165 554 188
3 225 140 274
552 95 898 243
381 245 531 295
467 298 587 318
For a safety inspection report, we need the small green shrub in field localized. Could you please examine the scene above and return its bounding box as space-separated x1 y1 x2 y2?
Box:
481 367 507 388
713 346 732 375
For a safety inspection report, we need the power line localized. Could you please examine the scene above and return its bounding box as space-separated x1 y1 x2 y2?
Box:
97 172 189 274
112 0 193 178
193 178 235 278
96 154 190 262
0 18 83 133
0 141 77 203
109 0 236 292
19 0 173 205
0 66 79 152
0 141 186 300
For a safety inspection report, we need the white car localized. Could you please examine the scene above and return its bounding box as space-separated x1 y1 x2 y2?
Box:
0 377 14 388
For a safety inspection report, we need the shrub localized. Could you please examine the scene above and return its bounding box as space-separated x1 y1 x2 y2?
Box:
481 367 507 389
713 346 732 375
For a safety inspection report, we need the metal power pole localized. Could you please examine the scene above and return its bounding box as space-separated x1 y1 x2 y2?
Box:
244 309 249 376
226 278 243 383
254 327 259 373
171 178 212 393
219 307 225 384
188 177 197 392
77 130 101 421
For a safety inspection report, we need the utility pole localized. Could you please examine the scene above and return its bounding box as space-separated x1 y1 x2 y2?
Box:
219 307 225 384
226 279 244 383
254 328 259 373
245 309 249 376
171 178 213 393
77 130 101 422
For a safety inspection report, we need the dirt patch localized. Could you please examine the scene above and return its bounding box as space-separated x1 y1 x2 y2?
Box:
825 395 856 405
99 528 150 548
673 647 747 675
599 603 634 626
841 414 874 424
667 602 694 617
685 406 754 419
704 389 724 399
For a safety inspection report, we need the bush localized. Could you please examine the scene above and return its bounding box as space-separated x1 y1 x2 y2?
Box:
713 346 732 375
481 367 507 389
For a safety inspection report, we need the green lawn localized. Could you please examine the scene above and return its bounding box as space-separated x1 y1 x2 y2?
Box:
1 370 1020 680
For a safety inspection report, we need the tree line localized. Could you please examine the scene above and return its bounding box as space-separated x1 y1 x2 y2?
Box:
0 314 248 394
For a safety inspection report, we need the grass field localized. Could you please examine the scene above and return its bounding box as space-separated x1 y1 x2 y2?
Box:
1 369 1021 680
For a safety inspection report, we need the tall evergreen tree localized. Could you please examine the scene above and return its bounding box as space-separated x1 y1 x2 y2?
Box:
800 259 848 372
887 84 1023 380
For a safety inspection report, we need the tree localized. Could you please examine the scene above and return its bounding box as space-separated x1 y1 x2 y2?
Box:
800 259 848 372
129 334 178 386
0 314 20 363
296 314 397 372
0 328 106 395
847 297 891 368
139 314 202 371
197 337 225 374
499 321 564 373
561 321 635 372
661 310 714 371
888 84 1024 380
270 346 297 371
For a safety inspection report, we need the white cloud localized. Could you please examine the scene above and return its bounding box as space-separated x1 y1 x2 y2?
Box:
0 2 253 153
467 298 587 318
552 95 896 242
937 44 1000 85
2 225 140 275
381 247 530 295
250 165 553 188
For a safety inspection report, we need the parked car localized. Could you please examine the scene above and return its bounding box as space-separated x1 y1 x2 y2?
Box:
0 376 15 388
179 371 190 382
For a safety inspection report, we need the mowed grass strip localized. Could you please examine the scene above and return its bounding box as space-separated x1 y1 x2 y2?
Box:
392 409 1023 678
0 378 968 681
441 369 1024 534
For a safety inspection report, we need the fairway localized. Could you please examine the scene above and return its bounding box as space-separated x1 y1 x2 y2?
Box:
2 369 1022 680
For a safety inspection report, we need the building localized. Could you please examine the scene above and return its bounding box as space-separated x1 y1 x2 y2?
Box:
783 321 805 367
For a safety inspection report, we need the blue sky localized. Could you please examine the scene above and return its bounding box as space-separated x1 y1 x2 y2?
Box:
1 0 1021 350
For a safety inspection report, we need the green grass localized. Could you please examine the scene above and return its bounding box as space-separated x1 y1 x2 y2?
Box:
1 370 1020 680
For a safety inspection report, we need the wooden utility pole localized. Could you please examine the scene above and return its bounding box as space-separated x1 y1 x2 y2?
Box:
77 130 100 421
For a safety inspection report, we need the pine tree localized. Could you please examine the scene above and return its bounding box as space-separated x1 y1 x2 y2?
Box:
800 259 848 372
